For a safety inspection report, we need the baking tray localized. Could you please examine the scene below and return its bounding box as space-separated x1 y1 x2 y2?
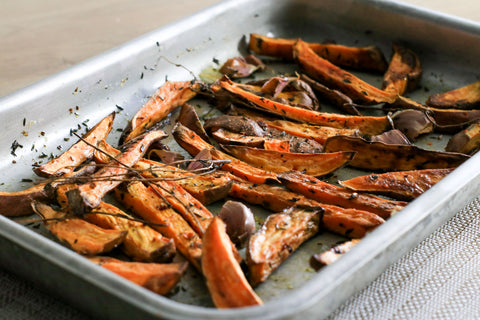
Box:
2 0 480 319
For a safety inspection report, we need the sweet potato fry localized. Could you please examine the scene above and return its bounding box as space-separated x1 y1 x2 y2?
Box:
218 77 390 135
32 201 127 256
310 239 361 270
115 182 203 271
248 33 388 72
34 112 115 177
323 135 469 171
85 201 176 262
382 43 422 95
426 80 480 110
446 121 480 154
202 217 263 308
0 182 50 217
90 257 188 296
278 171 406 219
228 177 383 238
247 207 321 286
220 144 354 177
149 181 213 236
122 81 198 142
228 105 360 144
293 39 397 104
70 130 167 214
173 123 279 184
339 168 455 201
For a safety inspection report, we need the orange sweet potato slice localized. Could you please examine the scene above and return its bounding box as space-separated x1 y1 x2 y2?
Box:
34 112 115 177
71 130 167 214
0 182 50 217
149 181 213 236
32 201 127 256
446 121 480 154
85 201 176 262
228 105 360 144
382 43 422 95
228 177 383 238
426 80 480 110
218 77 390 136
310 239 361 270
339 168 454 201
202 217 263 308
90 257 188 296
323 135 469 171
115 182 203 271
220 144 354 177
173 123 279 184
247 207 321 286
248 33 388 72
122 81 198 142
293 39 397 104
278 171 406 219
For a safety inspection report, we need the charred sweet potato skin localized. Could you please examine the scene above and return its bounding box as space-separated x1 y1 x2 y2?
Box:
310 239 361 270
323 135 469 171
0 183 50 217
339 168 454 201
202 217 263 308
221 144 354 177
278 171 406 219
248 33 388 72
426 80 480 110
293 39 397 105
446 121 480 154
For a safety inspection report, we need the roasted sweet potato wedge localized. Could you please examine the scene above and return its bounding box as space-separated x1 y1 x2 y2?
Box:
32 201 127 256
338 168 454 201
149 181 213 236
446 121 480 154
247 207 321 286
310 239 361 270
293 39 397 105
0 182 50 217
218 77 390 135
278 171 406 219
228 105 360 144
85 201 176 262
123 81 198 142
115 182 203 271
220 144 354 177
248 33 388 72
90 257 188 296
34 112 115 177
70 130 167 214
202 217 263 308
173 123 279 184
228 177 383 238
323 135 469 171
382 43 422 95
426 80 480 110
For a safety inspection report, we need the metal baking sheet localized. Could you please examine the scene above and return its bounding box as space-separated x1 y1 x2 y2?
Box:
2 0 480 319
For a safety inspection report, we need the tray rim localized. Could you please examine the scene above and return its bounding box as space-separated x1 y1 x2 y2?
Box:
2 0 480 319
